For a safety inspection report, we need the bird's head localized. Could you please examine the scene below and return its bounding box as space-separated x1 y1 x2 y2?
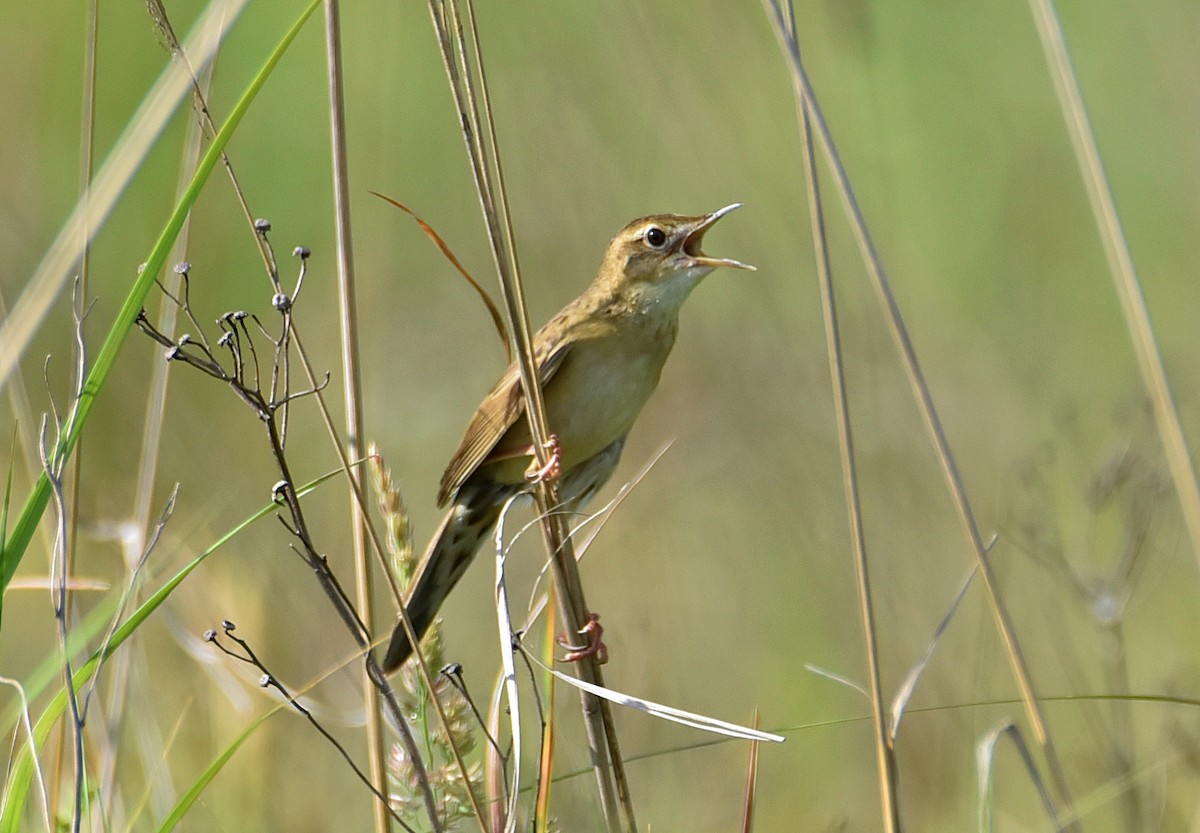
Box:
599 204 755 310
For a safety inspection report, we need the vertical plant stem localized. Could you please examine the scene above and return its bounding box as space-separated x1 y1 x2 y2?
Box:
1024 0 1200 568
784 6 902 828
423 2 634 829
65 0 99 635
320 2 389 831
762 3 1080 828
50 0 100 820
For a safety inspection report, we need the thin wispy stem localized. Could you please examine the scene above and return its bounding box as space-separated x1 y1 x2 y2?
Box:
761 2 1080 828
771 2 901 828
49 0 101 819
0 0 248 391
319 2 388 830
1024 0 1200 569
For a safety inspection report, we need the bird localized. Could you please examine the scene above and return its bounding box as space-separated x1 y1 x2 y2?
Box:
381 204 753 673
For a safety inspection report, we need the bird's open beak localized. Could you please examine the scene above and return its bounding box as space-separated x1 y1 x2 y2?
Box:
682 203 756 271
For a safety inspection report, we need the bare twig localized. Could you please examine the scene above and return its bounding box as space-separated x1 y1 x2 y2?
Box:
138 260 447 832
41 281 94 833
205 622 415 832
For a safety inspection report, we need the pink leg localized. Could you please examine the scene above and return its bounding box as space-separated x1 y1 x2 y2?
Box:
524 434 562 484
558 613 608 664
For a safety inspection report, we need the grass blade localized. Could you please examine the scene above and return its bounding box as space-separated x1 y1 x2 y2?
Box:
0 467 339 832
154 705 280 833
1025 0 1200 566
0 0 247 392
0 0 322 598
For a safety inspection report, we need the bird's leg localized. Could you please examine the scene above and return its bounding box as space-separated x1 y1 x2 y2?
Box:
524 434 562 484
557 612 607 664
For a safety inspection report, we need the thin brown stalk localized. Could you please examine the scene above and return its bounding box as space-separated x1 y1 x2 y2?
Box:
1024 0 1200 567
369 193 511 361
320 3 388 831
286 330 487 831
761 2 1079 828
739 710 761 833
422 1 634 829
147 3 479 825
781 4 901 827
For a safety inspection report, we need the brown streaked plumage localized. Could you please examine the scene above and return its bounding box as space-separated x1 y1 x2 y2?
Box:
382 205 753 673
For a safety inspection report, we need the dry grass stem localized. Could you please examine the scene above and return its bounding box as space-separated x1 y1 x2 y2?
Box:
771 0 896 828
761 2 1081 828
1024 0 1200 568
424 0 634 829
318 2 388 829
739 710 762 833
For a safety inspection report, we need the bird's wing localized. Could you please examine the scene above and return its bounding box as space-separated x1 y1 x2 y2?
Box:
436 337 572 507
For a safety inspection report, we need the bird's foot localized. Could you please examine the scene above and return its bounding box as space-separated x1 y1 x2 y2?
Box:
524 434 562 484
558 613 608 664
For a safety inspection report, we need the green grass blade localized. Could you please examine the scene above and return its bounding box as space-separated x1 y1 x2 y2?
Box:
0 466 339 833
0 0 249 393
0 0 321 598
154 705 282 833
0 432 13 628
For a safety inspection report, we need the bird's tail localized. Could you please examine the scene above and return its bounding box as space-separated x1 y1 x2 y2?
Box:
380 493 504 673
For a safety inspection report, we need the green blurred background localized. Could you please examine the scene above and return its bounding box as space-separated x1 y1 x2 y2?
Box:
2 0 1199 829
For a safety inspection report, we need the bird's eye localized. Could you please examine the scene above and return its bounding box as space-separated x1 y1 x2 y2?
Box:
643 226 667 249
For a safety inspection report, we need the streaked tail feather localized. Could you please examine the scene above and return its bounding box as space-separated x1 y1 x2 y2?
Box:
381 495 504 672
380 438 625 674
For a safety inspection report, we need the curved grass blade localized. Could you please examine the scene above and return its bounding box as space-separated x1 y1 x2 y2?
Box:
0 435 12 627
154 704 282 833
371 191 510 361
532 659 784 744
0 0 248 392
0 0 322 599
0 467 339 832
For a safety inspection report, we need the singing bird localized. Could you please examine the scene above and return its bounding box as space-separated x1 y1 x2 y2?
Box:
381 204 753 672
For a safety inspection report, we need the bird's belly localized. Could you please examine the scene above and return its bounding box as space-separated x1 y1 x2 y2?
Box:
486 336 670 484
545 349 662 464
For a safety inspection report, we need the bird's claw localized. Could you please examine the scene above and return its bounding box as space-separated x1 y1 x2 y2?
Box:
524 434 562 484
558 613 608 664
